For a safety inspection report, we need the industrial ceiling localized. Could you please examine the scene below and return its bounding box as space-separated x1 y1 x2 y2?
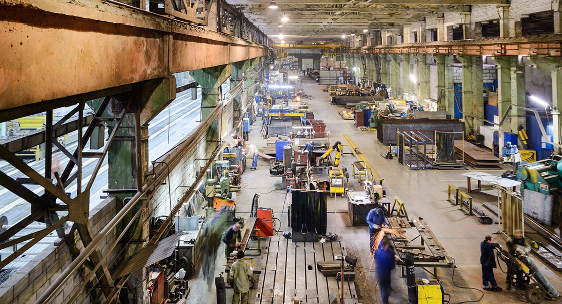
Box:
225 0 506 44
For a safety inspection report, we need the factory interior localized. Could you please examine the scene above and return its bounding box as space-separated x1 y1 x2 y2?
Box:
2 0 562 304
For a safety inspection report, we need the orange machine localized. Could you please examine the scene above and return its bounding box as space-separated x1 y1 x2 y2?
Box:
255 208 274 237
214 196 235 210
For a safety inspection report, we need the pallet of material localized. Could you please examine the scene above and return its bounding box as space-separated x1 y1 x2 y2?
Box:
454 140 501 168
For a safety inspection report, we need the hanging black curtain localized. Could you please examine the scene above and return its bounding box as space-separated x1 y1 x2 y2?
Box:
290 191 327 235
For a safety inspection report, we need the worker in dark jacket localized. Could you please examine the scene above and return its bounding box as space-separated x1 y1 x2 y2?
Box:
480 235 502 291
223 222 241 259
366 202 386 254
375 236 396 304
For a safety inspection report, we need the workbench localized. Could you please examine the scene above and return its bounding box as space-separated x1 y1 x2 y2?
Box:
386 217 455 279
461 171 520 193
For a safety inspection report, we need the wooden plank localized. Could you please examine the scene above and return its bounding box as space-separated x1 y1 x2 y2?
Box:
314 242 330 304
284 240 297 303
305 243 318 303
295 242 307 302
273 237 288 303
261 237 279 304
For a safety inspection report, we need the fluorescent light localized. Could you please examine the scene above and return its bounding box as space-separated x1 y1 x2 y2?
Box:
530 95 549 107
278 24 283 28
281 15 289 22
278 34 284 38
363 29 368 33
269 0 278 9
350 33 355 36
288 75 299 79
281 40 284 43
342 34 346 39
269 85 294 89
409 74 417 83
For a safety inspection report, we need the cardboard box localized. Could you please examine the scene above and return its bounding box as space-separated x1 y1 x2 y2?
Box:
488 92 498 106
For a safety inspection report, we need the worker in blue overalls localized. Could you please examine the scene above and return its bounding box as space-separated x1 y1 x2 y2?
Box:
366 202 386 255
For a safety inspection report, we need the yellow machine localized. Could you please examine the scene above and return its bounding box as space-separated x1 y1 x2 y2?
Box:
416 280 444 304
13 114 52 161
317 141 342 167
328 166 346 197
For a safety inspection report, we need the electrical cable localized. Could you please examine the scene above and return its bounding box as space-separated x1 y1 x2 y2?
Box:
448 257 485 304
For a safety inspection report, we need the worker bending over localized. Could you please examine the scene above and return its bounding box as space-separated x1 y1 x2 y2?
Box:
229 251 253 304
223 222 241 259
246 144 259 170
366 202 386 254
505 229 531 290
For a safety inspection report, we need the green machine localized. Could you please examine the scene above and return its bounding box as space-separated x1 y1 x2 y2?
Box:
517 156 562 195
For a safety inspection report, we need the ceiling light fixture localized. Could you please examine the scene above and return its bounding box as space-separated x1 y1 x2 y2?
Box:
278 24 283 28
363 29 368 32
281 15 289 22
350 33 355 36
269 0 278 9
342 34 346 39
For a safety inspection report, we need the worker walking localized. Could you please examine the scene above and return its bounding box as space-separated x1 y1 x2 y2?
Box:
223 222 241 259
480 235 503 291
375 236 396 304
366 202 386 254
246 144 259 170
229 251 253 304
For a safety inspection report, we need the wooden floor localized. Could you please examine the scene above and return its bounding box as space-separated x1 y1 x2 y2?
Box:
254 235 359 304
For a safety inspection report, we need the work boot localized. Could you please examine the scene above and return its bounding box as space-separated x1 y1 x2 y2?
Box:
492 286 502 291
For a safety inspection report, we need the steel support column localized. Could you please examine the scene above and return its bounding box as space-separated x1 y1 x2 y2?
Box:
415 54 431 103
191 64 233 140
401 54 412 97
492 56 514 133
390 54 401 98
380 54 389 86
458 55 484 132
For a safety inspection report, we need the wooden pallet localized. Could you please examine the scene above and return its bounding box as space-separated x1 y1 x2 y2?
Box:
255 236 360 304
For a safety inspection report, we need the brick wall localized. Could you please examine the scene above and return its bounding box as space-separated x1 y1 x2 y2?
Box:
0 197 118 304
483 66 497 84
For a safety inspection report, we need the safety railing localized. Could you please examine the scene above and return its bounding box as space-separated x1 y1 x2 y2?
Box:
447 184 459 205
459 192 473 216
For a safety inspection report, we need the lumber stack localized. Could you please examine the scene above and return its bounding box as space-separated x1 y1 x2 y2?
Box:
454 140 501 168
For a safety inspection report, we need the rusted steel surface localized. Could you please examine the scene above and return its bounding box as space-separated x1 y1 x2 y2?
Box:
345 34 562 57
0 0 268 110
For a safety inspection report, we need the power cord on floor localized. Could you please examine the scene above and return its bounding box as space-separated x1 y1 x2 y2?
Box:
444 258 485 304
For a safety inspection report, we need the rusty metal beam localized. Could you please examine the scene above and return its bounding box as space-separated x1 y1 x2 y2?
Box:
0 209 46 243
344 34 562 56
0 0 268 112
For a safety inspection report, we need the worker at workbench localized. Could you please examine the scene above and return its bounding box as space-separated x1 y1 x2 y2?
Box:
480 235 503 291
223 222 241 259
505 229 531 290
366 202 386 254
246 144 259 170
229 251 253 304
375 236 396 304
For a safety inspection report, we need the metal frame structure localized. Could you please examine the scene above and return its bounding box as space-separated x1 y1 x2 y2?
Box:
396 130 434 170
345 34 562 56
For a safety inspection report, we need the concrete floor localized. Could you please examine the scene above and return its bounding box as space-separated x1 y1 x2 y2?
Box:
191 77 562 304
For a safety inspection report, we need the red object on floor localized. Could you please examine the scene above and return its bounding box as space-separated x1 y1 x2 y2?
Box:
255 208 274 237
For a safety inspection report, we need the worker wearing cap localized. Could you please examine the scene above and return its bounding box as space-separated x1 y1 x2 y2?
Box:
229 251 253 304
223 222 241 259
